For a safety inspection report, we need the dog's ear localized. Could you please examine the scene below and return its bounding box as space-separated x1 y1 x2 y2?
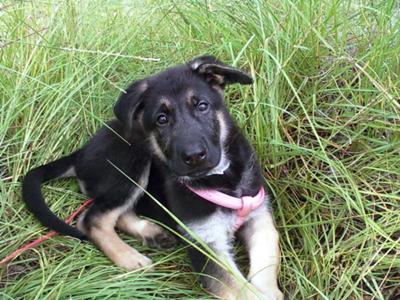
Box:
188 55 253 87
114 80 148 128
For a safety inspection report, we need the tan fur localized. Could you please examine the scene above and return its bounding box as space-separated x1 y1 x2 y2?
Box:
186 88 194 105
201 255 260 300
116 211 165 241
136 81 148 129
210 73 224 85
79 208 153 271
149 133 167 162
212 84 224 96
159 97 171 108
138 81 148 93
244 210 283 299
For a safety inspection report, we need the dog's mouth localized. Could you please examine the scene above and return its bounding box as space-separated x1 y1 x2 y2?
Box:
186 169 212 178
174 154 230 181
172 166 214 179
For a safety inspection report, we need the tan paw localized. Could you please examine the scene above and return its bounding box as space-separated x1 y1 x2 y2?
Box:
114 250 153 271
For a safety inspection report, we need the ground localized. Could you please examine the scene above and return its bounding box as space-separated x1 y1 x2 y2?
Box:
0 1 399 299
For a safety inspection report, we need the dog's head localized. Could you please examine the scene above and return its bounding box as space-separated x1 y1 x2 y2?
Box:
114 56 252 179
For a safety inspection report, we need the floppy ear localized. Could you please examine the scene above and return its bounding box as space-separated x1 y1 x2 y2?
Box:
114 80 148 129
188 55 253 87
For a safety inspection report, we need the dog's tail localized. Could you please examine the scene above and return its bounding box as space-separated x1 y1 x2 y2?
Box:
22 151 86 240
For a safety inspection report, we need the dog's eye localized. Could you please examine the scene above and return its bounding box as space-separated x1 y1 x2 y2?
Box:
156 113 169 125
197 101 209 112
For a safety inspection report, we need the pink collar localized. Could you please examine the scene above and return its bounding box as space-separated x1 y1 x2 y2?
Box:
187 186 265 230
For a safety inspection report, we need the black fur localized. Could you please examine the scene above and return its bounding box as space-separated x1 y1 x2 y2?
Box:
22 152 85 239
22 56 279 297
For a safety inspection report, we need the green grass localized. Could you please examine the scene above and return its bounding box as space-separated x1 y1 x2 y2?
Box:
1 0 399 299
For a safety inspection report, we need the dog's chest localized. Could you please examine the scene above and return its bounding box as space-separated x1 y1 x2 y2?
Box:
184 208 237 246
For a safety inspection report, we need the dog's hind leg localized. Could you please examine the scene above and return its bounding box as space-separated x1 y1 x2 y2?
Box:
116 211 176 249
240 206 283 300
78 206 153 271
77 204 153 271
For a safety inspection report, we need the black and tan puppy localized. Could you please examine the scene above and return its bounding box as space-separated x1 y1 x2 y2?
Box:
22 56 283 299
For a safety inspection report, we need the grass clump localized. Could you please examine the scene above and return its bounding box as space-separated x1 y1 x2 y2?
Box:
1 1 399 299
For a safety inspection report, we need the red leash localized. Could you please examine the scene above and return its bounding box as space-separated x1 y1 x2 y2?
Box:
0 198 93 266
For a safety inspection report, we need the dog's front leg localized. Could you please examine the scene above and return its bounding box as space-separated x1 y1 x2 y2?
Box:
241 206 283 299
188 242 260 300
185 214 258 300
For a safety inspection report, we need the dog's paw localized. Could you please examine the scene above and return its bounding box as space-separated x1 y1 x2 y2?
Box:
144 231 177 249
115 251 153 271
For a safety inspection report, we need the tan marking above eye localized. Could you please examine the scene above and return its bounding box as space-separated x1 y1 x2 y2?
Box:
185 89 194 106
159 97 171 109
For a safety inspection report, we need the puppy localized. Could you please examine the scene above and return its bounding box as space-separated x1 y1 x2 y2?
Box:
22 56 283 299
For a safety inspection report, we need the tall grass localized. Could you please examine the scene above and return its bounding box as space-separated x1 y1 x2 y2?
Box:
1 1 399 299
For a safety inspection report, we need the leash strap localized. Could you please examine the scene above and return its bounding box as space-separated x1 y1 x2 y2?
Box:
0 198 93 266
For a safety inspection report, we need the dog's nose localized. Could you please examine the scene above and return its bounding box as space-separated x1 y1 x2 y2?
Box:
182 147 207 166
